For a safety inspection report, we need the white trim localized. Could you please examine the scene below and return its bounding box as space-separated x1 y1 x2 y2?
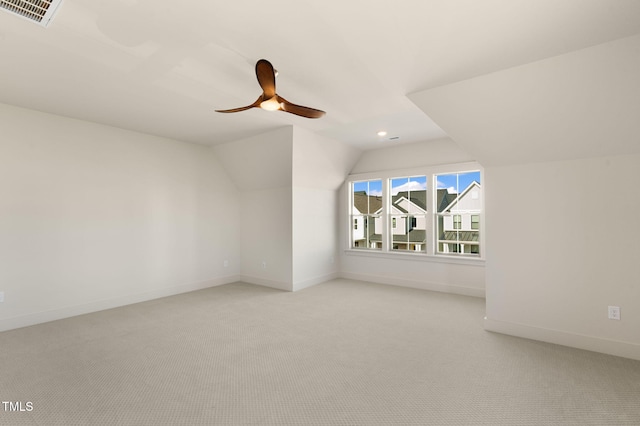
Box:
239 275 291 291
340 271 484 298
344 248 485 267
0 275 240 333
40 0 63 27
348 161 481 182
484 317 640 361
293 272 339 292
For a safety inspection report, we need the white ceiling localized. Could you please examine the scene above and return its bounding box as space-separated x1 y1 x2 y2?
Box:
1 0 640 151
410 33 640 166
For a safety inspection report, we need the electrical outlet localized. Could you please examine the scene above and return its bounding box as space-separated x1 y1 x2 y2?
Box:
608 306 621 320
223 260 229 267
0 291 4 303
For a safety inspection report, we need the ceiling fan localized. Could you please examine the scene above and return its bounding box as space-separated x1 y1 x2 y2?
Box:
216 59 326 119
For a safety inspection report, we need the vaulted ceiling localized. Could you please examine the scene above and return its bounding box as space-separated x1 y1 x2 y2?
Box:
1 0 640 154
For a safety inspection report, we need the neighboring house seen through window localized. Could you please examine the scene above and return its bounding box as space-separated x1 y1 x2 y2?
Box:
351 179 382 250
436 172 481 255
389 176 427 252
349 166 482 258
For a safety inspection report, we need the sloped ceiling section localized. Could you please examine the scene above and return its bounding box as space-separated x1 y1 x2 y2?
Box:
292 127 362 191
409 33 640 167
212 126 293 191
213 125 363 192
3 1 640 150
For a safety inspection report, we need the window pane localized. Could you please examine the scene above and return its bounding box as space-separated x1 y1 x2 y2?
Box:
369 215 382 250
353 180 382 214
390 175 427 253
391 176 427 214
436 171 481 213
352 215 363 248
471 215 480 230
351 214 381 250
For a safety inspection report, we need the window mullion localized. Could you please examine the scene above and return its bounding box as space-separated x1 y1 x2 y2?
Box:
427 173 435 255
382 178 390 252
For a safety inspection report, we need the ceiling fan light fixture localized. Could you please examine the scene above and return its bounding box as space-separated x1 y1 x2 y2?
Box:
260 97 282 111
216 59 325 119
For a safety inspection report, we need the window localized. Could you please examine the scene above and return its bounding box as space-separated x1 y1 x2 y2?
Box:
471 215 480 230
436 171 481 255
351 179 382 250
347 164 483 258
390 176 427 252
453 215 462 229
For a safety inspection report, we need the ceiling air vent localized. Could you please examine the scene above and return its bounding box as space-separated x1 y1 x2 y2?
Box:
0 0 63 27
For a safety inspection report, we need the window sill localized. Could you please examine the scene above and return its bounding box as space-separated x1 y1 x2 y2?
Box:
344 249 486 266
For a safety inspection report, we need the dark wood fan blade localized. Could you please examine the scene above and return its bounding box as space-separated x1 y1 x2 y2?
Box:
278 96 326 119
215 97 261 113
215 104 256 113
256 59 276 99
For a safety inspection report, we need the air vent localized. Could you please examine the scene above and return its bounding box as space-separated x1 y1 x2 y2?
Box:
0 0 63 27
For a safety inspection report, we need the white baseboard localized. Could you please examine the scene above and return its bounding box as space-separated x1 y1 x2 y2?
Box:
0 275 240 333
339 272 485 298
293 272 339 292
484 317 640 361
239 275 292 291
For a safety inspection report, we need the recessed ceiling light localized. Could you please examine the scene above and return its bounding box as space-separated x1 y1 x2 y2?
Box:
377 131 387 137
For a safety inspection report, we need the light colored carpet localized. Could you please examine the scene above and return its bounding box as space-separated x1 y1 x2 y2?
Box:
1 279 639 425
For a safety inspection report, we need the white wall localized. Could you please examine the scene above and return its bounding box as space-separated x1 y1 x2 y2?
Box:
0 103 241 331
215 126 361 292
340 139 485 297
213 127 294 290
351 137 473 174
292 187 338 291
409 34 640 359
484 154 640 360
341 249 485 296
292 128 361 291
240 187 293 291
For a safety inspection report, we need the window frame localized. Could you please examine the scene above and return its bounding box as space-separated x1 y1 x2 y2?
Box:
346 162 484 263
